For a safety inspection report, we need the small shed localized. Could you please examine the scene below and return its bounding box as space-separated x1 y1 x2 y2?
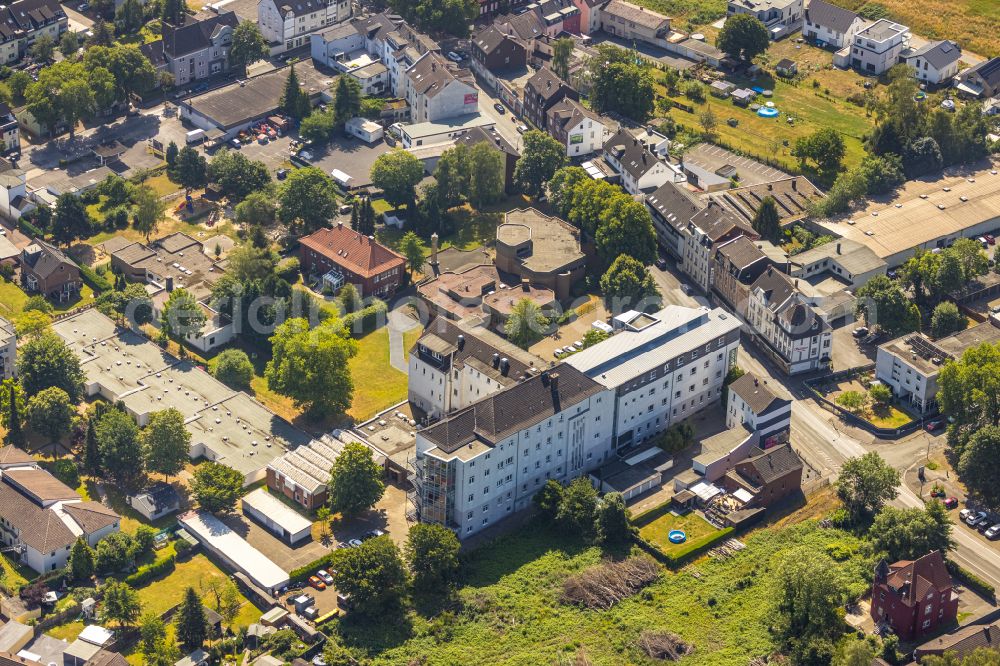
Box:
710 80 736 98
64 639 102 666
731 89 756 107
241 488 313 546
92 141 127 166
775 59 798 77
127 482 180 521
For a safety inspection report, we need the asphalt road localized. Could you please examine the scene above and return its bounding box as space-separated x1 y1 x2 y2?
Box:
475 83 523 152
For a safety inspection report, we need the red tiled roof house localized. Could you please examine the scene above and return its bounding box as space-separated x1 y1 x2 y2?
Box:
298 223 406 298
871 550 959 641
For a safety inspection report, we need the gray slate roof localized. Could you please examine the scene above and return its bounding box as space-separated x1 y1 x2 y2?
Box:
804 0 860 35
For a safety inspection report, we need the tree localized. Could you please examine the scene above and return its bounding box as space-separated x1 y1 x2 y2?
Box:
114 0 144 34
699 108 717 136
533 479 564 520
18 332 85 401
140 613 180 666
834 640 877 666
329 536 408 616
549 37 574 81
596 492 634 546
190 462 244 513
869 502 953 561
265 317 357 416
582 328 609 349
404 523 461 590
96 283 153 328
504 298 550 347
557 477 599 536
30 33 55 62
51 193 91 245
931 302 967 338
434 143 469 207
83 44 156 102
399 231 425 279
328 441 385 517
95 408 144 487
15 310 52 339
279 64 311 120
2 380 25 447
159 288 206 341
102 579 142 627
951 238 989 283
793 128 846 175
26 386 74 443
142 408 190 479
548 166 589 218
299 110 335 144
938 342 1000 434
592 61 655 121
208 150 272 201
751 196 781 243
212 349 254 389
339 283 362 313
83 417 100 473
600 255 659 308
903 136 943 178
868 383 892 414
922 651 1000 666
229 22 268 75
371 150 424 209
131 184 166 242
234 191 277 228
69 538 95 581
160 0 184 25
386 0 478 37
515 130 567 197
958 426 1000 508
172 147 208 192
858 153 905 195
332 76 362 129
716 14 770 62
9 70 31 102
216 579 242 631
176 587 208 650
837 452 900 521
595 196 657 265
772 549 846 659
278 167 337 232
854 275 920 336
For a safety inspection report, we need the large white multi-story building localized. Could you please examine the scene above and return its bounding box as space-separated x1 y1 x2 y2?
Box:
405 53 479 123
0 316 15 380
259 0 351 54
848 19 909 75
411 305 742 538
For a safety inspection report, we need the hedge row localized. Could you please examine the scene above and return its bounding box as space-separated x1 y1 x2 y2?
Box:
18 218 44 238
124 553 176 587
289 552 337 583
634 526 735 567
342 299 388 337
947 560 995 599
79 264 113 293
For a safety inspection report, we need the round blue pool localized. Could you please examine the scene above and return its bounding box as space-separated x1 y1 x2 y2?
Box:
758 107 779 118
668 530 687 544
751 86 765 93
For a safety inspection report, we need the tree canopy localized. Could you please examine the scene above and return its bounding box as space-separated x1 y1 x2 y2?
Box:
386 0 478 37
142 408 191 479
278 167 338 233
868 502 953 561
190 462 244 513
328 442 385 517
95 408 144 488
600 255 660 309
591 58 655 121
404 523 461 590
514 130 567 197
265 317 358 416
504 298 550 348
229 22 268 74
330 536 408 616
17 331 85 401
836 452 900 522
371 150 425 209
716 14 770 62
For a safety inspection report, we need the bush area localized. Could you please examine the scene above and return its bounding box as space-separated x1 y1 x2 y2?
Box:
79 264 113 293
947 560 995 600
123 552 176 587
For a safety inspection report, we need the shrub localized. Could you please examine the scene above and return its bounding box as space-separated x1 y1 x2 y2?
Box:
340 299 388 337
124 553 176 587
79 264 112 293
275 257 300 283
18 217 44 238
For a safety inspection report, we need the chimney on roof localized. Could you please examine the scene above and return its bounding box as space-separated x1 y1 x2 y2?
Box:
791 179 797 191
457 333 465 350
753 376 759 387
767 183 773 191
549 371 559 393
492 352 500 368
338 221 343 228
836 242 842 254
521 279 531 292
165 276 174 292
500 357 510 375
430 232 439 268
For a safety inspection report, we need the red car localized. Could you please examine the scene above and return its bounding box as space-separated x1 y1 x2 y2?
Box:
943 497 959 509
986 234 996 245
308 576 326 590
925 420 943 432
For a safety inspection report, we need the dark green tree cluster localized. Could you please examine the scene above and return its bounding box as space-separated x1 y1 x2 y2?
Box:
868 501 953 561
898 239 988 306
715 14 769 63
600 255 660 309
514 130 567 198
432 142 506 209
835 452 900 523
386 0 478 37
589 45 655 121
279 64 312 120
771 548 848 664
533 478 635 546
327 442 385 517
190 461 244 513
208 150 272 201
350 197 377 235
854 275 921 336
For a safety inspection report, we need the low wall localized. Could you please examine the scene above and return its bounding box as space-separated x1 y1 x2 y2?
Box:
804 365 924 439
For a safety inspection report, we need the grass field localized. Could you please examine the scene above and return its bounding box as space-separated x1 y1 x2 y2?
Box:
828 0 1000 59
346 325 422 422
0 277 95 321
637 510 719 554
331 517 869 665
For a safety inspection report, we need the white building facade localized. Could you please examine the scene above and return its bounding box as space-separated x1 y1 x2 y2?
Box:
0 317 14 380
259 0 351 53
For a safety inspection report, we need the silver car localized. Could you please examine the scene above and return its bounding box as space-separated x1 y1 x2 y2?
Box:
986 524 1000 540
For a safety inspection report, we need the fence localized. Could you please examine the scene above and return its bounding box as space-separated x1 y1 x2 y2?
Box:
804 365 924 439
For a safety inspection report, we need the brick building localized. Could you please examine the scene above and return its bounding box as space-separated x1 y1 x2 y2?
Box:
298 222 406 298
871 551 959 641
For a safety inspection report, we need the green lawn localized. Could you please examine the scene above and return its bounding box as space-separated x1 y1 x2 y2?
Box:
0 553 34 593
347 326 414 422
867 407 913 429
328 518 869 665
637 509 719 555
0 278 28 318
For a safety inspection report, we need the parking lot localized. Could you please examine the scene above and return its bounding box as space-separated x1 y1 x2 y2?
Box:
683 143 791 187
303 135 393 189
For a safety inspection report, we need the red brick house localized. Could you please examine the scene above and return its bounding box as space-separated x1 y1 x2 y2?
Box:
722 443 803 508
871 551 959 641
298 223 405 298
19 240 81 302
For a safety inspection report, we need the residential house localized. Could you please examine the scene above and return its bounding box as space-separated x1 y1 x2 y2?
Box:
914 621 1000 662
546 98 612 157
871 551 959 641
529 0 581 37
598 0 671 48
469 25 527 93
602 128 676 195
266 435 347 510
298 222 405 298
19 239 81 302
955 56 1000 98
495 207 587 300
522 67 577 130
0 0 67 65
722 443 803 507
0 464 120 573
0 317 13 380
726 0 803 39
680 202 757 295
405 53 478 123
309 21 365 67
126 482 181 521
711 235 775 314
570 0 605 34
258 0 352 53
725 372 791 446
902 40 961 85
802 0 866 49
645 180 704 257
408 317 541 419
0 104 19 154
453 126 519 193
145 12 239 88
848 19 909 75
746 267 831 374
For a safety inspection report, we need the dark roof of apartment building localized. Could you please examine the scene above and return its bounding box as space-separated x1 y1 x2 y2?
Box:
162 11 238 58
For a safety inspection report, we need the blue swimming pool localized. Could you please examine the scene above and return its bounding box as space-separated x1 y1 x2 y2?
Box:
751 86 765 94
757 107 779 117
668 530 687 544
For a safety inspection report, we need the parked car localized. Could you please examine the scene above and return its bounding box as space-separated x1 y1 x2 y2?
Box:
78 2 89 9
986 234 996 245
943 496 959 509
986 524 1000 540
307 576 326 590
362 529 385 540
978 236 990 249
298 149 313 161
553 347 563 357
347 538 363 548
494 103 505 114
852 326 869 338
925 420 943 432
276 168 288 180
517 124 528 134
991 304 1000 314
966 510 988 527
229 138 241 149
655 256 667 270
446 51 463 62
960 508 973 522
573 340 583 350
317 569 334 585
